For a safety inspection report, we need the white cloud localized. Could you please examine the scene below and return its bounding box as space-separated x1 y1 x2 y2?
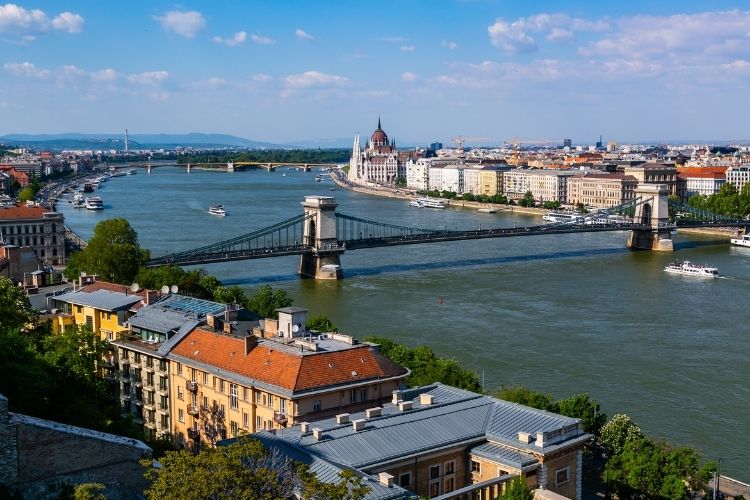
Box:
295 28 314 41
253 73 272 82
212 31 246 46
51 12 83 33
284 70 349 89
153 10 205 38
441 40 458 50
400 45 415 52
722 60 750 72
251 33 275 45
401 71 418 82
488 13 608 54
127 71 169 85
379 36 407 43
3 61 48 78
0 3 84 36
58 65 85 78
91 68 118 82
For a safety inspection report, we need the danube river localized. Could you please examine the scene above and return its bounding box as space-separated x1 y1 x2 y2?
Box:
60 167 749 477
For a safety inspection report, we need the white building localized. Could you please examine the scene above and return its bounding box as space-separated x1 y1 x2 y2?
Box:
428 165 444 191
406 158 431 191
503 169 575 203
682 173 725 197
441 165 464 194
726 165 750 192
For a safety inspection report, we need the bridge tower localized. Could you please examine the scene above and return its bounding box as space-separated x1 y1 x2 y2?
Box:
227 161 234 172
627 184 674 251
298 196 344 279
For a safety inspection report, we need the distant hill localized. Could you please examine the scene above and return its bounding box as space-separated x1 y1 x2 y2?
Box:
0 133 284 150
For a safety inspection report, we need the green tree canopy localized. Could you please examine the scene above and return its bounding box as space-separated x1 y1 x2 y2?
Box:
600 413 643 457
498 476 534 500
17 186 35 201
248 284 293 318
495 385 554 410
143 437 368 500
64 218 149 284
0 277 36 331
306 313 338 332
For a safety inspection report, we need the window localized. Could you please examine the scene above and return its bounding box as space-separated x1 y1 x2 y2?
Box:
360 387 367 402
203 372 208 385
262 393 267 407
220 403 226 417
230 421 238 436
498 469 508 477
230 384 238 410
280 399 286 414
159 376 168 391
243 412 249 428
134 353 141 363
444 460 455 475
313 400 321 412
429 465 441 480
429 481 440 498
177 387 184 400
256 391 262 404
159 360 167 372
203 396 208 408
242 386 248 401
350 388 356 403
555 466 569 486
471 460 481 474
190 368 196 382
256 415 262 430
176 362 182 375
85 315 93 330
147 372 154 386
178 409 184 423
444 477 455 493
219 379 225 393
398 473 411 488
161 414 169 428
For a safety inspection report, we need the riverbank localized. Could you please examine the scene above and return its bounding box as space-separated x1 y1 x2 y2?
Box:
330 171 547 217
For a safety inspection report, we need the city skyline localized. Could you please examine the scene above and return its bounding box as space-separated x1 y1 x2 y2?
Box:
1 1 750 144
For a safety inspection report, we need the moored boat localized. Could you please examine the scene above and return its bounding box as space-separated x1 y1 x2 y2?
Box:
415 197 446 209
208 205 227 216
84 196 104 210
730 233 750 248
543 212 584 224
663 260 718 278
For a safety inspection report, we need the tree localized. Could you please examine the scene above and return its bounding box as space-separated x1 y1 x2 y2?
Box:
143 437 369 500
41 325 108 387
552 393 607 437
394 176 406 187
64 218 149 284
494 385 554 410
0 277 36 331
306 313 338 332
600 414 642 457
518 191 535 207
17 186 35 202
73 483 107 500
247 284 293 318
498 476 533 500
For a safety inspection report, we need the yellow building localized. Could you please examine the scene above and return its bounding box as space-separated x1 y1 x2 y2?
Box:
478 167 503 196
566 173 638 208
168 307 409 451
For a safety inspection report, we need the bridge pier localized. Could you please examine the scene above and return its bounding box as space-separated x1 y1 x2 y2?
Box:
147 164 152 174
227 162 234 172
298 196 344 279
186 163 191 173
628 184 674 251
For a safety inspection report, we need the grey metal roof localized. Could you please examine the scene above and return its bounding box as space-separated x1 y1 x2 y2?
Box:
54 289 142 311
128 306 196 334
469 442 538 470
232 433 415 500
276 307 309 314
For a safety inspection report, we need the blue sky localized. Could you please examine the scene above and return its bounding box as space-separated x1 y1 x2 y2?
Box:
1 1 750 144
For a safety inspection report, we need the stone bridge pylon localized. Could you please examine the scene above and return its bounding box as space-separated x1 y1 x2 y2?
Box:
627 184 674 251
298 196 345 279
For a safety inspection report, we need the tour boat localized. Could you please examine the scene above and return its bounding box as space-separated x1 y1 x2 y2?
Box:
543 212 584 224
84 197 104 210
208 205 227 216
730 233 750 248
663 260 719 278
415 197 446 209
410 200 423 208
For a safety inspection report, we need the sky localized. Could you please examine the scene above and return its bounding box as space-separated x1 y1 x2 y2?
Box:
1 0 750 145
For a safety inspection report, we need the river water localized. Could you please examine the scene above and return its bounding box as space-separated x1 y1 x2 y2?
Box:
59 167 749 477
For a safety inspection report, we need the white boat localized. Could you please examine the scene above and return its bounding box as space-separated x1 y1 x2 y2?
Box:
410 200 423 208
730 233 750 248
543 212 584 224
208 205 227 216
72 192 84 203
127 169 137 175
84 197 104 210
315 175 323 182
478 206 497 213
416 197 446 209
664 260 718 278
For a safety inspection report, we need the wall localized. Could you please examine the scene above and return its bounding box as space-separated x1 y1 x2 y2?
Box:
372 447 468 498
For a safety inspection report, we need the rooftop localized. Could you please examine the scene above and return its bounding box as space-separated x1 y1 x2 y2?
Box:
0 203 50 220
54 288 143 311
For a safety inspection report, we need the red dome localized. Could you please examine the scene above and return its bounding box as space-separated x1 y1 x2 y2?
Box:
370 118 388 145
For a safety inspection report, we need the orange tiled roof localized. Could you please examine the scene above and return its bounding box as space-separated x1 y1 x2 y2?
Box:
171 328 407 393
0 204 47 220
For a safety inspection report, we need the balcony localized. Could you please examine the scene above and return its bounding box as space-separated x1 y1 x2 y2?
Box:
157 385 169 395
120 371 130 380
186 380 198 392
156 363 168 374
145 362 155 373
187 404 200 416
119 358 130 366
187 428 200 440
143 400 156 410
158 402 169 413
273 411 288 425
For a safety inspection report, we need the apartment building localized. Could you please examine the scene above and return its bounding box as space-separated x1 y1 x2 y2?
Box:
503 169 575 203
0 203 66 265
427 165 444 191
441 165 465 194
623 163 678 196
168 307 409 451
726 165 750 191
112 294 244 440
248 383 591 500
679 171 726 197
405 158 431 191
566 173 638 208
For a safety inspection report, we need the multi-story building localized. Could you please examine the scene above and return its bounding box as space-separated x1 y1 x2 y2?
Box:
503 169 531 199
478 166 503 196
623 163 678 196
428 165 444 192
249 384 591 500
0 204 66 265
441 165 465 194
503 169 575 203
726 165 750 192
679 171 726 197
462 165 483 195
566 173 638 208
168 307 409 451
349 119 410 185
406 158 431 191
112 293 241 440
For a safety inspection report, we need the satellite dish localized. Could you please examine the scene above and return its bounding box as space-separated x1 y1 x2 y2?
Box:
161 285 170 294
131 283 140 292
292 324 299 333
170 285 179 294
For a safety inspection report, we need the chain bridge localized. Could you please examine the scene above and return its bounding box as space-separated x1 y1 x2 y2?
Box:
146 184 748 279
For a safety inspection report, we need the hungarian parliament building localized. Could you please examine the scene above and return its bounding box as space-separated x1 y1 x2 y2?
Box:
347 119 421 185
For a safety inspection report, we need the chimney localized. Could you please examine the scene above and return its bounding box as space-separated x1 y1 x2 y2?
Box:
518 431 532 444
352 419 366 432
300 422 310 433
336 413 350 425
398 401 413 412
420 393 434 406
244 335 257 355
535 431 546 448
312 428 322 441
391 390 401 405
223 320 232 335
365 407 382 418
206 314 215 330
145 290 158 305
378 472 394 487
